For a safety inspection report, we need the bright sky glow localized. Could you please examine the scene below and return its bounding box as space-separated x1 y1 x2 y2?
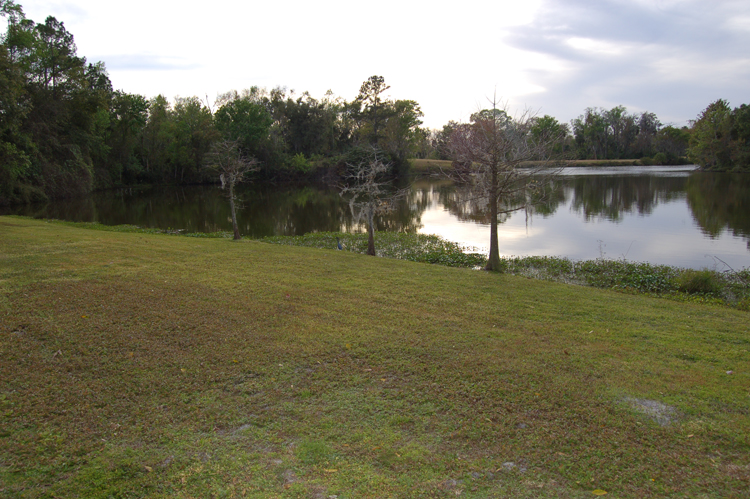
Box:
16 0 750 128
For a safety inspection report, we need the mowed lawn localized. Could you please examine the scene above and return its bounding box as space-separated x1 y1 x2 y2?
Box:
1 216 748 498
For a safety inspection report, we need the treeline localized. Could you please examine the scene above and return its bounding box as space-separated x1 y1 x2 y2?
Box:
0 2 428 205
430 107 691 165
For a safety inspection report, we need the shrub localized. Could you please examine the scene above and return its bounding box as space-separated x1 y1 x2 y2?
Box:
676 269 722 295
289 153 313 174
653 152 668 165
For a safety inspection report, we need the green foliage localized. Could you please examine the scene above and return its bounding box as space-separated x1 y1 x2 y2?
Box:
570 107 675 161
288 152 313 174
530 115 570 155
100 90 148 186
652 152 668 165
350 76 425 175
0 8 115 202
687 99 750 171
688 99 733 170
214 91 272 157
270 90 344 158
655 125 690 158
676 269 722 295
0 141 31 204
730 103 750 169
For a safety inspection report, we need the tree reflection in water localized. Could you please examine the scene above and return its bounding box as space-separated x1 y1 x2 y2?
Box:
685 173 750 247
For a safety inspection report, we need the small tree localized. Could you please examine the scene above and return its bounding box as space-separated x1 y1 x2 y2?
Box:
339 148 408 256
448 99 564 271
204 139 259 240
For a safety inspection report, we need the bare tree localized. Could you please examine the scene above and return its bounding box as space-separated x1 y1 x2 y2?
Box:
339 148 408 256
448 100 564 271
204 139 259 240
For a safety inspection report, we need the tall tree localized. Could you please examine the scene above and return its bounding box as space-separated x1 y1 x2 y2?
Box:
355 75 393 146
530 115 570 156
382 99 424 171
654 125 690 160
448 100 563 271
16 14 113 198
0 1 32 204
102 91 148 185
169 96 219 183
729 104 750 170
688 99 733 170
634 111 661 157
140 95 171 181
571 108 610 159
214 90 272 157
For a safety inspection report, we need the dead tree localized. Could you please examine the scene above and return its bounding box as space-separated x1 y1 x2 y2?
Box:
339 149 408 256
204 139 259 240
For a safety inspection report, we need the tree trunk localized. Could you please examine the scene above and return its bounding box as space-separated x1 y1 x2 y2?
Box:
485 165 502 271
366 209 376 256
229 182 240 240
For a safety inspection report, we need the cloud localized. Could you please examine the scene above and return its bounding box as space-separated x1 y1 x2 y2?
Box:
20 1 89 24
503 0 750 124
97 54 202 71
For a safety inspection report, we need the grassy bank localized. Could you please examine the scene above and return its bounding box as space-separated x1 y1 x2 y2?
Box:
259 232 749 311
1 217 749 498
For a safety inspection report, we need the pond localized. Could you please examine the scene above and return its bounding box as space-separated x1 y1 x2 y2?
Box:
3 165 749 270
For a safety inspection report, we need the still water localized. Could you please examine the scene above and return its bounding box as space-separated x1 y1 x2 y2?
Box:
4 166 749 270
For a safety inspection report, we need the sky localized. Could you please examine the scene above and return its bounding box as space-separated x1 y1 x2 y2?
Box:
14 0 750 129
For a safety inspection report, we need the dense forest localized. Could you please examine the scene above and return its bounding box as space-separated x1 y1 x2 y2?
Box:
1 0 748 206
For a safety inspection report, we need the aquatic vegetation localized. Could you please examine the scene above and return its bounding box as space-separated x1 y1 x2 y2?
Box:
258 231 487 268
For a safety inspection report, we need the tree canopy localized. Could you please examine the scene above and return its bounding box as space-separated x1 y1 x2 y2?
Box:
688 99 750 171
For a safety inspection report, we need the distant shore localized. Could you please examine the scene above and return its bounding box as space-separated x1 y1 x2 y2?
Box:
409 158 695 173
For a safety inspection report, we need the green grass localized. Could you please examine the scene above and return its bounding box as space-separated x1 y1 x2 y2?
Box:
1 216 749 498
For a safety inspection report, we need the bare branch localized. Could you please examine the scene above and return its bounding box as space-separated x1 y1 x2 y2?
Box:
204 139 259 240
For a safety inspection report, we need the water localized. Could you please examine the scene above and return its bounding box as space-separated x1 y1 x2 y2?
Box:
3 166 749 270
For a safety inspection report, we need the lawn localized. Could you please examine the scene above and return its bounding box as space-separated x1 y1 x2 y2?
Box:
1 216 748 498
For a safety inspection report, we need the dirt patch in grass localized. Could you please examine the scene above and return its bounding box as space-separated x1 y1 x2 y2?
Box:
624 397 680 427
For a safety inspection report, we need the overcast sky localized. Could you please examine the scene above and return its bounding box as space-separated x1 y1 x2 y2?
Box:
16 0 750 129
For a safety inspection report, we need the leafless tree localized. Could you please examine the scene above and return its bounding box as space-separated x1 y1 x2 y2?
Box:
339 148 409 256
204 139 259 240
448 99 564 271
